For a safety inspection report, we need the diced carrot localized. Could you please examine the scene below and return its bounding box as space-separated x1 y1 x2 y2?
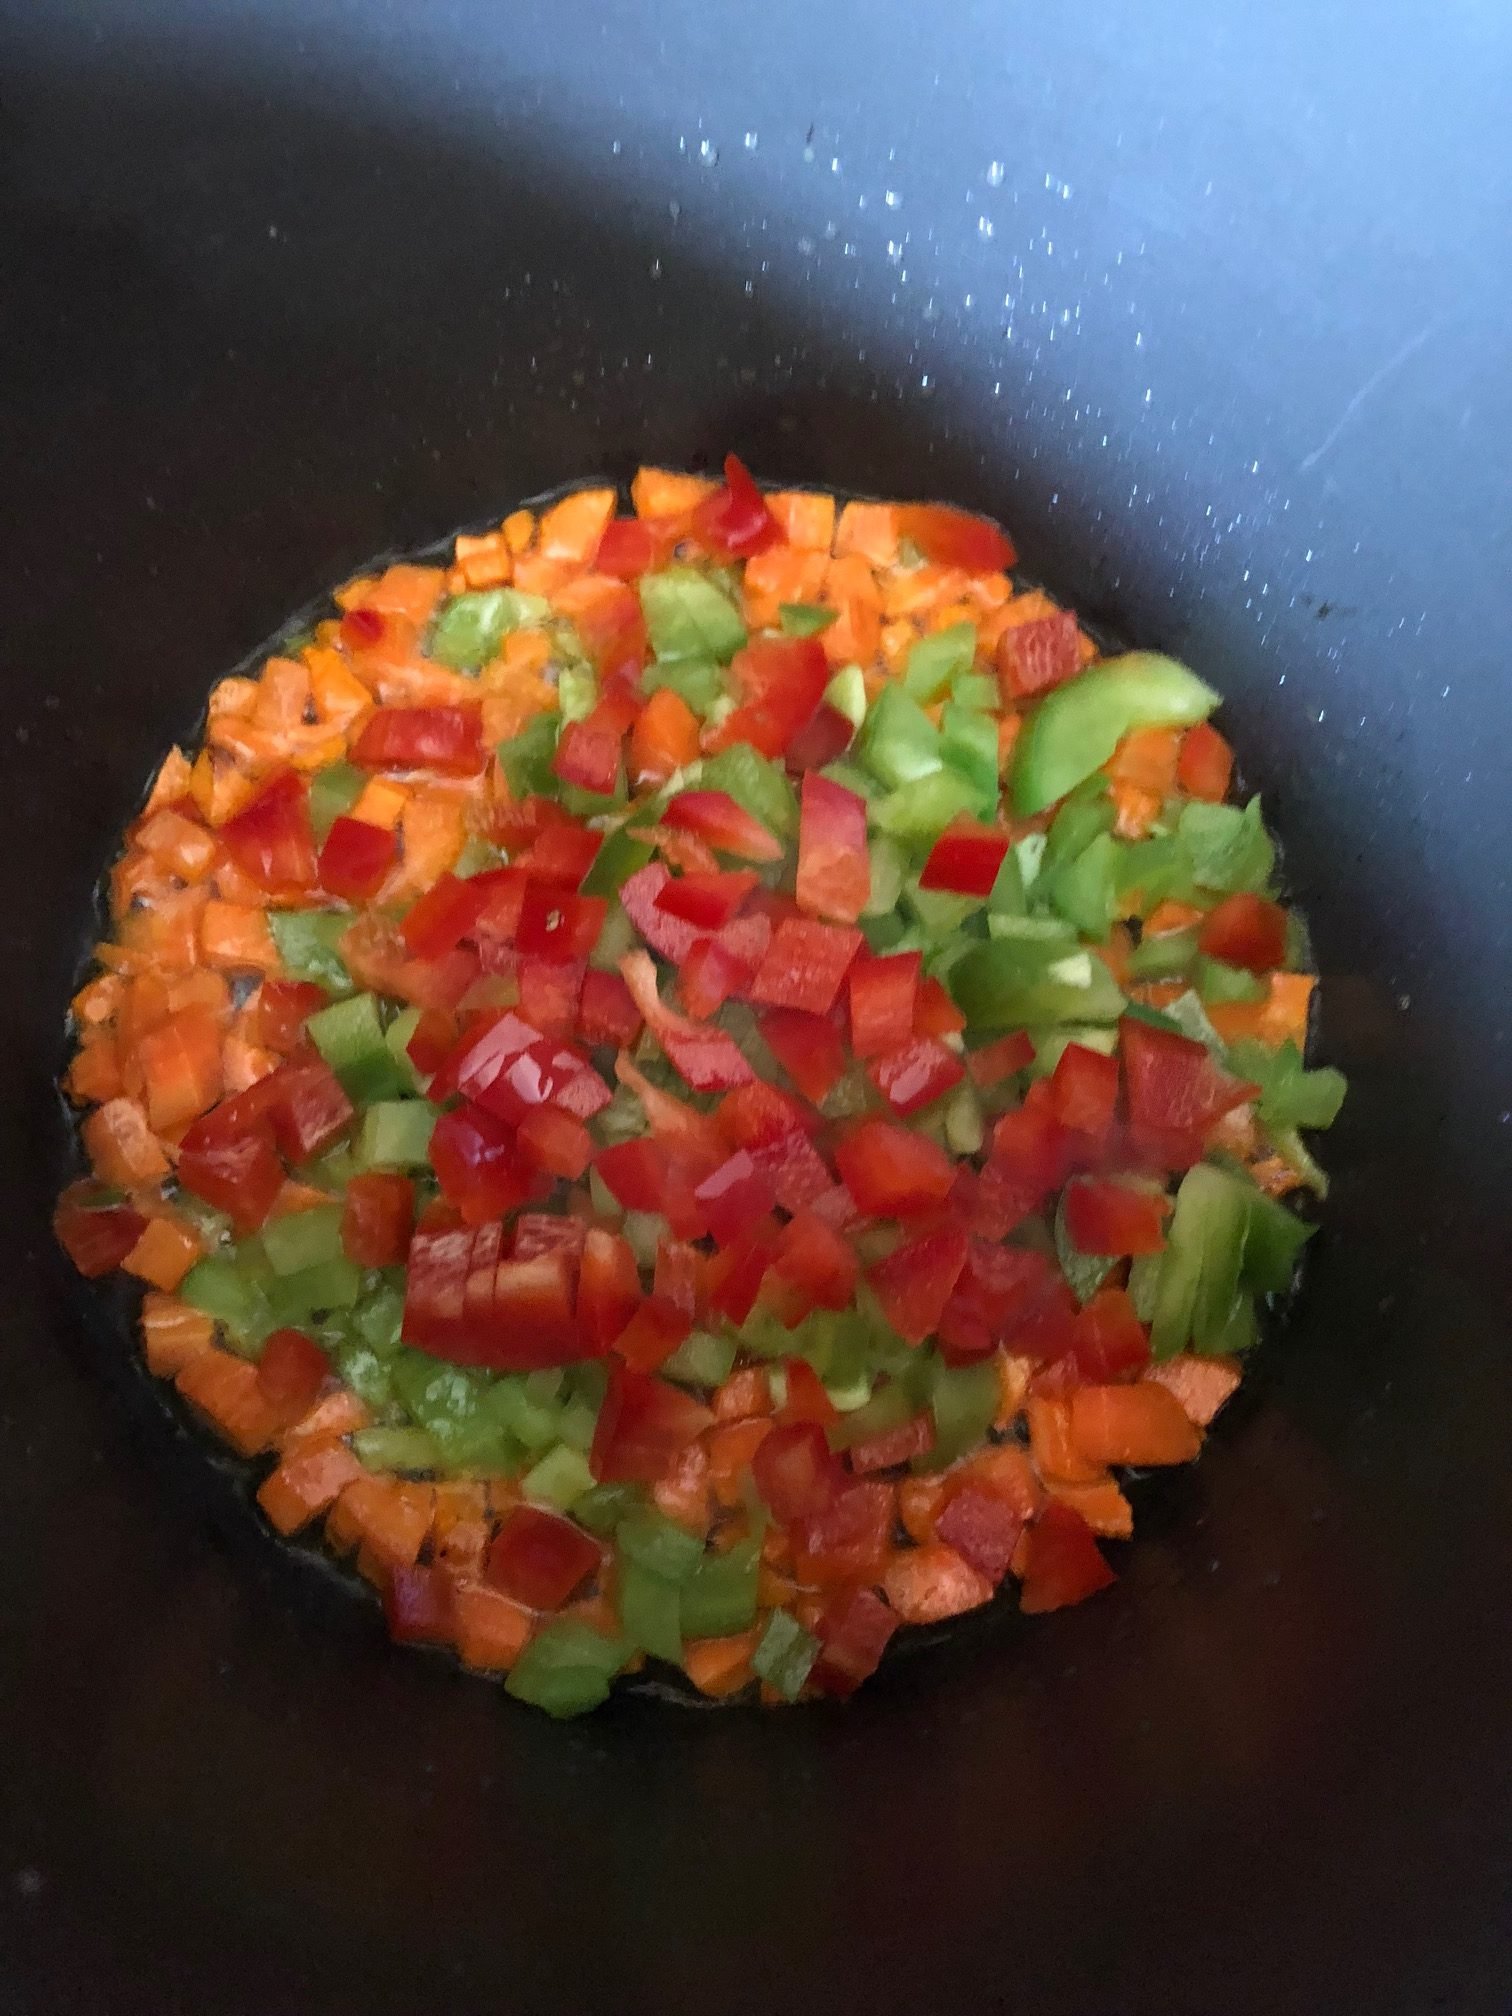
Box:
136 807 220 883
503 509 536 555
494 628 554 682
329 1476 435 1570
119 885 208 973
898 1473 951 1545
821 552 883 667
189 748 261 828
740 543 829 628
253 655 312 733
706 1418 774 1509
117 969 170 1053
280 1387 373 1450
632 467 716 519
994 1352 1033 1430
1045 1476 1133 1539
222 1030 278 1094
1110 783 1163 840
335 563 445 624
512 552 574 598
628 687 700 789
307 647 375 727
134 1003 224 1132
1207 972 1314 1050
82 1097 169 1187
712 1366 773 1422
267 1179 334 1218
957 1441 1043 1521
1068 1383 1202 1467
71 973 123 1028
65 1038 124 1105
122 1214 202 1292
682 1628 761 1699
1106 725 1181 795
538 487 617 564
1144 899 1203 936
437 1518 491 1580
1027 1394 1109 1486
349 777 409 831
199 901 279 973
139 1294 215 1377
166 968 230 1017
884 1541 993 1624
256 1437 365 1535
453 1581 534 1672
454 531 512 589
395 790 467 892
834 499 900 567
1144 1354 1243 1428
431 1479 489 1541
175 1350 285 1458
208 676 259 723
144 745 193 815
652 1440 713 1536
764 490 836 551
881 563 969 620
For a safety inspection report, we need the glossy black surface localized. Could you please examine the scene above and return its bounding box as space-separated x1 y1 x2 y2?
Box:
2 4 1509 2011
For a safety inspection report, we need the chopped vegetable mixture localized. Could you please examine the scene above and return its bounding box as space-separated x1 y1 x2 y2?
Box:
55 459 1346 1715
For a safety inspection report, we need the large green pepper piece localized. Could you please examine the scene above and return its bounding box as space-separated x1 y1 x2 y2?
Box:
1012 653 1219 815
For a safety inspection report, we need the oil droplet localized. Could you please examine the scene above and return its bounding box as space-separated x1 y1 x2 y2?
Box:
744 130 759 151
649 258 662 279
884 189 901 209
986 160 1005 186
611 139 623 156
699 139 719 167
977 216 994 240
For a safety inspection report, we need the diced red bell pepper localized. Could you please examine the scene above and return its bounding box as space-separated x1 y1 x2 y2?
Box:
578 1227 643 1352
757 1007 848 1106
716 1079 817 1149
1017 1500 1116 1614
429 1102 530 1224
833 1118 955 1218
485 1249 583 1369
913 974 966 1038
399 1213 472 1354
177 1107 285 1233
338 605 386 650
621 862 700 962
255 1326 329 1417
848 952 920 1058
689 452 781 558
614 1056 725 1160
1063 1177 1168 1257
653 1237 703 1319
340 914 480 1015
1010 1278 1080 1367
706 635 829 760
516 1104 593 1180
868 1223 970 1344
551 718 623 798
867 1035 965 1117
53 1187 147 1278
692 1149 777 1249
573 583 649 687
786 701 856 773
486 1505 601 1611
1197 892 1288 973
255 978 327 1053
989 1085 1070 1210
679 935 749 1020
468 867 529 951
1177 721 1233 802
260 1055 357 1165
516 819 602 889
936 1486 1024 1587
401 872 489 959
936 1239 1056 1366
1047 1040 1120 1141
433 1008 539 1107
750 917 864 1016
768 1209 859 1320
777 1357 839 1427
518 956 585 1038
748 1130 838 1219
966 1029 1035 1087
383 1564 455 1647
341 1172 415 1267
918 818 1011 898
655 871 759 930
811 1587 899 1698
848 1412 935 1475
1120 1017 1257 1169
796 773 870 925
793 1479 895 1586
618 950 755 1093
752 1420 847 1524
593 515 660 580
590 1364 713 1484
220 771 317 895
577 967 642 1048
511 1214 587 1260
351 703 485 774
1069 1287 1151 1382
704 1218 778 1325
996 611 1082 700
660 790 783 864
611 1293 692 1373
516 886 607 963
595 1136 670 1213
898 502 1016 574
317 815 397 902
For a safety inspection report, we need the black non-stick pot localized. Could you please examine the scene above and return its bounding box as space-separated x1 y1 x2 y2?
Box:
3 4 1509 2011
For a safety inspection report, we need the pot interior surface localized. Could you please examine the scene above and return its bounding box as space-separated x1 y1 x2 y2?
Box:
2 4 1509 2012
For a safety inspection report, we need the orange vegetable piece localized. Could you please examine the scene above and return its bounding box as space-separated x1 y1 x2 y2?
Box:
307 648 375 727
682 1628 762 1699
884 1541 993 1624
741 544 829 628
712 1366 773 1422
629 687 701 789
280 1387 373 1451
335 563 445 623
134 1003 224 1132
764 490 836 551
329 1476 435 1570
122 1215 202 1293
706 1418 775 1510
257 1438 366 1536
65 1038 124 1105
821 552 882 667
1144 1354 1243 1428
834 499 900 567
136 807 220 883
144 745 193 815
1068 1383 1202 1467
1027 1394 1110 1486
198 901 279 973
994 1352 1033 1430
175 1351 285 1458
348 777 409 831
1207 972 1314 1050
631 467 716 519
1045 1476 1134 1540
899 1474 950 1545
1144 899 1203 936
538 487 616 563
652 1440 713 1536
1106 725 1181 795
139 1294 215 1377
957 1442 1043 1521
453 1582 534 1672
82 1097 169 1187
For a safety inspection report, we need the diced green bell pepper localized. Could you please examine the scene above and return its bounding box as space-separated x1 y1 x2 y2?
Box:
333 1339 396 1409
1228 1039 1344 1132
619 1558 684 1663
382 1006 425 1092
581 828 655 905
639 567 747 663
356 1100 437 1170
522 1443 595 1510
1043 830 1120 939
307 991 412 1103
660 1329 738 1389
949 935 1125 1028
1012 652 1219 815
828 1376 916 1451
498 712 560 801
861 834 908 917
261 1204 345 1277
823 660 867 728
1195 956 1267 1005
1116 831 1197 912
352 1276 406 1356
555 662 597 724
857 684 943 788
430 587 544 670
352 1425 443 1472
919 1355 1001 1470
506 1619 630 1718
752 1610 820 1701
265 1257 363 1326
642 656 727 716
939 701 1000 813
180 1252 276 1350
618 1509 705 1584
904 621 976 703
453 836 505 878
872 770 981 848
1150 1162 1252 1358
268 910 352 993
780 601 838 638
1128 925 1200 981
1040 776 1116 874
1241 1189 1315 1293
307 761 365 842
1177 797 1276 894
573 1482 646 1536
696 743 798 840
677 1538 760 1638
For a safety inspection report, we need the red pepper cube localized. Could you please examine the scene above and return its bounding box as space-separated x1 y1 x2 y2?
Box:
578 1228 642 1352
621 861 701 962
693 1149 777 1249
913 975 967 1038
966 1030 1035 1087
53 1191 147 1278
918 817 1011 898
776 1357 838 1426
848 1412 935 1475
610 1293 692 1373
995 611 1081 700
689 451 782 558
752 1421 847 1525
552 718 623 798
769 1209 859 1320
867 1035 965 1118
757 1007 848 1105
351 703 485 775
594 515 659 580
661 789 783 863
516 885 607 963
867 1223 970 1345
703 1219 779 1326
833 1118 955 1219
341 1172 415 1267
429 1102 530 1224
518 956 585 1037
593 1137 670 1214
1177 721 1233 802
679 935 750 1020
811 1587 899 1698
318 815 397 902
1017 1501 1116 1614
254 978 327 1053
401 872 488 960
220 771 317 895
1197 892 1289 974
590 1365 713 1484
796 772 870 924
848 952 920 1058
577 967 642 1048
516 1104 593 1181
897 502 1015 574
1070 1286 1152 1381
177 1108 285 1233
1063 1177 1168 1257
383 1563 456 1646
936 1486 1025 1587
655 870 759 930
793 1479 895 1586
1120 1017 1257 1170
750 917 864 1016
516 819 602 889
255 1326 329 1418
485 1505 602 1612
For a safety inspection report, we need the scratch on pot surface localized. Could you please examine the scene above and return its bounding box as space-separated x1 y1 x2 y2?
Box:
1300 318 1440 472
